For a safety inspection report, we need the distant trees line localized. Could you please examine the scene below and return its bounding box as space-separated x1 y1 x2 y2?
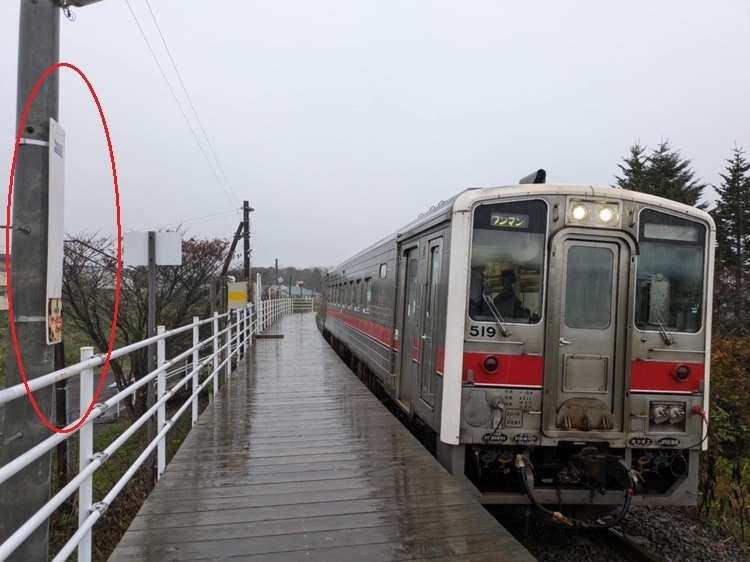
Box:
237 265 327 294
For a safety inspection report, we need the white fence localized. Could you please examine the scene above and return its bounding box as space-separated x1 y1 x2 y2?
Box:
0 298 298 561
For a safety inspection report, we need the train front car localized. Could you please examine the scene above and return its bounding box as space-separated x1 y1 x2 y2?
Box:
440 184 714 522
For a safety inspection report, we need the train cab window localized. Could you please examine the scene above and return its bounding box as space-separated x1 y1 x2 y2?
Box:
635 209 707 333
468 200 547 324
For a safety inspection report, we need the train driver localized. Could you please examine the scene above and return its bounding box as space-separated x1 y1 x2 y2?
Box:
493 269 522 319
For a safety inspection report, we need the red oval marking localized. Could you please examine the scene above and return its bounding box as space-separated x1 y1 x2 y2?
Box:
5 62 122 434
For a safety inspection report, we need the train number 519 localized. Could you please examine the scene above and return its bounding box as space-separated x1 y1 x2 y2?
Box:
469 325 497 338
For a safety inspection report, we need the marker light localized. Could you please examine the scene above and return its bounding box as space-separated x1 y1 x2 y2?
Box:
672 364 692 382
571 204 588 221
598 206 616 223
483 356 499 373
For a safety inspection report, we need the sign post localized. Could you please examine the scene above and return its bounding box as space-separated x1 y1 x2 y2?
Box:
123 231 181 490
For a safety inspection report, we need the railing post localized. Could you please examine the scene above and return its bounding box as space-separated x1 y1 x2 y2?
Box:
247 304 254 350
157 326 166 481
236 310 242 357
192 316 199 426
226 313 232 381
78 346 95 562
212 312 219 396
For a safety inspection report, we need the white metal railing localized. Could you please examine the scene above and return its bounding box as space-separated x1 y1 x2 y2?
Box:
0 297 299 561
292 296 316 313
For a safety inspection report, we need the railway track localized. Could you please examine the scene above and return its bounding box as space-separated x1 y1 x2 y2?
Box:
496 513 664 562
598 527 662 562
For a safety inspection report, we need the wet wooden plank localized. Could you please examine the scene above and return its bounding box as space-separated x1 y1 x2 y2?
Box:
110 314 533 561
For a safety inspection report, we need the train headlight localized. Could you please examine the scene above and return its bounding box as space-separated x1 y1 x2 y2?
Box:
571 204 589 221
567 200 621 228
598 206 617 223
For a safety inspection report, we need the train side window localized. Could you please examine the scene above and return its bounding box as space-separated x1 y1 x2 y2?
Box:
355 279 362 310
364 278 372 313
427 246 440 317
379 264 387 279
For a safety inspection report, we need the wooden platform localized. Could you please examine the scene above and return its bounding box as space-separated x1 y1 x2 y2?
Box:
109 314 534 561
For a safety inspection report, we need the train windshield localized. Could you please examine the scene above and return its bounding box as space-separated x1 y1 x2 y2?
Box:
468 200 547 324
635 209 707 333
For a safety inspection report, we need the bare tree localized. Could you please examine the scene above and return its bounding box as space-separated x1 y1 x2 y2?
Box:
62 234 229 420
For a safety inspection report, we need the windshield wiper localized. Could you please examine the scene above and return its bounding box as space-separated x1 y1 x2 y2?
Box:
652 309 675 346
483 295 512 337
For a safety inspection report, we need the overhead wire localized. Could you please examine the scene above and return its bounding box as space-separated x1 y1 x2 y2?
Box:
248 223 274 264
144 208 240 232
142 0 241 208
123 0 241 210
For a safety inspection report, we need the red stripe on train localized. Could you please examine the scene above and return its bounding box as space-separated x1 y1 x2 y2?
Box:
630 361 704 393
326 307 393 349
463 352 543 387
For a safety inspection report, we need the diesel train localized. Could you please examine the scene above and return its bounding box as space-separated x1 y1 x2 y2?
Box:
321 171 714 524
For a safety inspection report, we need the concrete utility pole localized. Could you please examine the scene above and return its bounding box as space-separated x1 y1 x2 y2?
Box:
0 1 60 559
242 200 253 281
146 231 156 492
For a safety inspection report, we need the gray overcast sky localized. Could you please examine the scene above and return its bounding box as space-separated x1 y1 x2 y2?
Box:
2 1 749 268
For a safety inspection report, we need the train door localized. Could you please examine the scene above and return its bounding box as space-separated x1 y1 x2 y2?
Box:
418 239 442 407
397 246 420 411
543 234 631 436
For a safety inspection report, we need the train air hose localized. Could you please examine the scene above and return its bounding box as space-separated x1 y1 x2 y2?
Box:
515 454 635 529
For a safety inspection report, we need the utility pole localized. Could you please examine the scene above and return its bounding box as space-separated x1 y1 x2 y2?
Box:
146 231 156 492
0 1 59 559
243 201 253 281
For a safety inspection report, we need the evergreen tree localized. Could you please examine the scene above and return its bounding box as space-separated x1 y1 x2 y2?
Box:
614 142 648 192
615 140 707 208
712 146 750 335
644 141 707 208
713 145 750 270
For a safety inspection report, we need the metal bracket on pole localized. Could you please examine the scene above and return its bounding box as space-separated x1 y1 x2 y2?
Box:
14 316 46 323
18 138 50 147
2 432 23 446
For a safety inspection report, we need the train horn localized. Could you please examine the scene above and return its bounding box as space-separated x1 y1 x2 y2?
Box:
519 169 546 184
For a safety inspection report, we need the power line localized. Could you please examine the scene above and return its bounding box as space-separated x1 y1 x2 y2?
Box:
142 0 242 207
249 223 274 263
144 208 239 231
124 0 240 209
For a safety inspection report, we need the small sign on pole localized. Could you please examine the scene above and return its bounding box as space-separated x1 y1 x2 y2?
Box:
227 282 248 310
47 118 65 344
123 232 182 266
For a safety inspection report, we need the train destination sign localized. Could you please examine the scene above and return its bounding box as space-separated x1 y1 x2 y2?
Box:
490 212 529 229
